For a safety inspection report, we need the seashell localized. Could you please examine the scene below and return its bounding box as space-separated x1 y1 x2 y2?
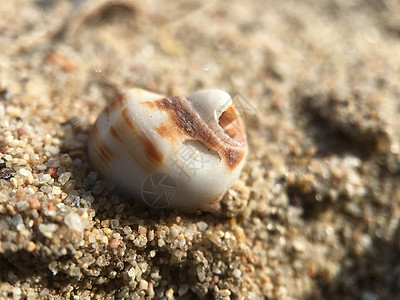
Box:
88 88 247 212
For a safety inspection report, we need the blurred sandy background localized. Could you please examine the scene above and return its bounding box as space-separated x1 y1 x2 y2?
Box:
1 0 400 299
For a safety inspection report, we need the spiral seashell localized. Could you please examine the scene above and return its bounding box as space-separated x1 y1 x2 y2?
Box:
88 88 247 212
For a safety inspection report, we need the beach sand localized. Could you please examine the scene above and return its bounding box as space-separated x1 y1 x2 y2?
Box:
1 0 400 299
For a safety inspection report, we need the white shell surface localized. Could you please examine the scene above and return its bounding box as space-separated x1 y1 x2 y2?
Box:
88 88 248 212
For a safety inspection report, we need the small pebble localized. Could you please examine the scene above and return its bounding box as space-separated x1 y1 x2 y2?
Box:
206 231 222 246
26 241 36 252
139 279 148 291
232 269 242 278
18 168 31 178
110 239 122 249
47 168 57 178
36 164 47 171
178 284 189 296
15 189 26 201
64 213 84 233
219 289 231 297
85 171 98 185
165 288 174 299
38 173 51 184
58 172 71 185
47 157 60 168
59 154 72 167
52 186 61 195
39 223 58 238
28 197 41 210
13 287 22 299
110 219 119 229
40 185 52 194
15 200 29 212
10 214 23 227
0 168 14 179
92 180 105 194
196 221 208 231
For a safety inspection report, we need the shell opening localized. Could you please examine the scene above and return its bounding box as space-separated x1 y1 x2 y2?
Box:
218 105 246 145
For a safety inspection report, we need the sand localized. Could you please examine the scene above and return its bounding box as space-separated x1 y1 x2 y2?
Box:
1 0 400 299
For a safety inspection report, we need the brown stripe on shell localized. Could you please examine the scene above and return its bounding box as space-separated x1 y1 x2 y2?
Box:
105 94 126 119
109 125 124 144
127 148 154 172
113 107 163 172
143 99 183 144
155 123 180 143
141 135 163 164
88 134 107 174
152 97 246 170
113 113 154 173
90 123 115 170
121 107 135 129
